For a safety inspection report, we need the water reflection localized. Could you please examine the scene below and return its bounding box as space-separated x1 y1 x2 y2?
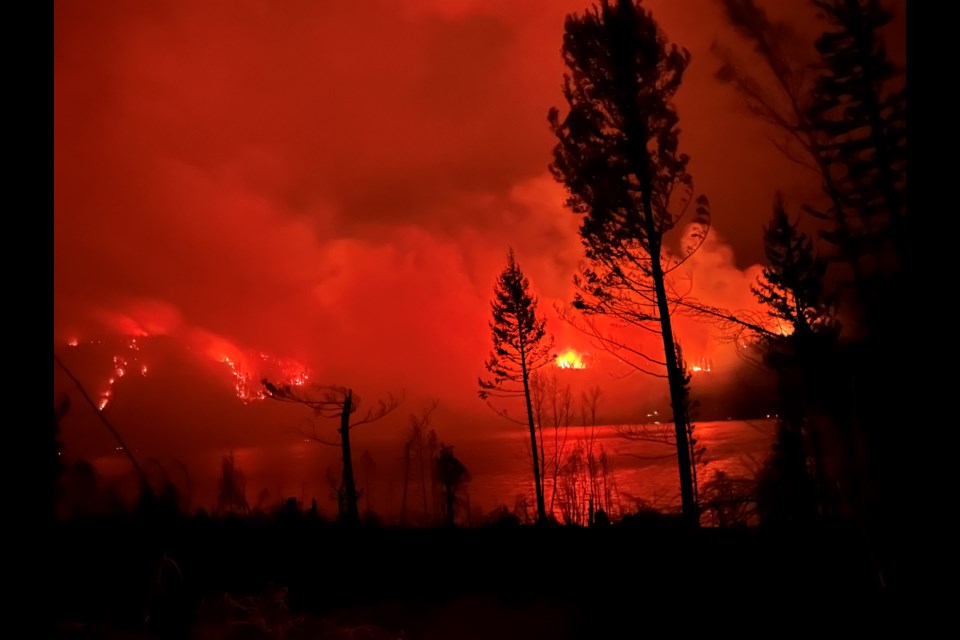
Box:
88 420 776 521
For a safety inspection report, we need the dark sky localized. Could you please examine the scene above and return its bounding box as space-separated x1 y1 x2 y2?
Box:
54 0 905 461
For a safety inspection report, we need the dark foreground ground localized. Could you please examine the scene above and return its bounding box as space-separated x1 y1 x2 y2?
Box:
49 513 906 638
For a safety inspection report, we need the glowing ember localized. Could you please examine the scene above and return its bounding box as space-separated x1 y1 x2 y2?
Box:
555 348 588 370
67 337 79 347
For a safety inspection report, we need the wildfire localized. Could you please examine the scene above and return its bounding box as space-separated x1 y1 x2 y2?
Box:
277 359 310 387
216 355 264 403
208 344 310 404
68 329 309 410
555 348 588 370
98 338 150 411
689 357 713 374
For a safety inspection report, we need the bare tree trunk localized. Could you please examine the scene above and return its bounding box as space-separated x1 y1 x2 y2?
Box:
339 390 359 524
620 94 698 525
522 364 547 523
646 212 698 527
55 355 152 497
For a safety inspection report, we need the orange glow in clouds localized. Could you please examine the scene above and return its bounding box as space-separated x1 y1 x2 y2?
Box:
53 0 903 460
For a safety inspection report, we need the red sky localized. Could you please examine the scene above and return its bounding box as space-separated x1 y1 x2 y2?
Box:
54 0 905 465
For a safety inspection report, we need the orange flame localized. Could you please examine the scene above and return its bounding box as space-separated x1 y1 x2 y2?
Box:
89 335 153 411
203 336 310 404
555 348 588 370
689 357 713 374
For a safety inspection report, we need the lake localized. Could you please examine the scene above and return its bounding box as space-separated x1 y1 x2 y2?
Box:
85 419 777 523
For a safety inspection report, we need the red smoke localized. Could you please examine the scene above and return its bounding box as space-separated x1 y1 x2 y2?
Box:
54 0 904 484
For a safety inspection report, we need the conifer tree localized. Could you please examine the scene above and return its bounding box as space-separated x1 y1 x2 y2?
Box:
479 249 554 523
751 197 836 524
549 0 709 525
806 0 906 289
752 195 833 339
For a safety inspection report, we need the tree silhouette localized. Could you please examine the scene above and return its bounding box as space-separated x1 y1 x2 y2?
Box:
215 452 250 516
712 0 814 155
530 369 574 516
751 198 837 523
751 194 834 339
714 0 905 311
548 0 710 526
262 381 400 524
715 0 906 583
435 444 470 526
479 248 554 524
806 0 906 298
400 402 440 525
54 353 154 504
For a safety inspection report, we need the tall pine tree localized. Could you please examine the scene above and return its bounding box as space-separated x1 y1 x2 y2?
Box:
751 196 836 524
479 249 554 524
549 0 709 525
806 1 907 585
807 0 906 284
752 194 833 339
